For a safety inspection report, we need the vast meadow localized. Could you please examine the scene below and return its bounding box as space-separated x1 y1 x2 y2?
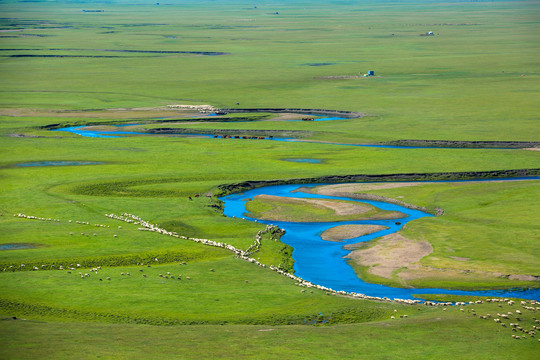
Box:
1 0 539 358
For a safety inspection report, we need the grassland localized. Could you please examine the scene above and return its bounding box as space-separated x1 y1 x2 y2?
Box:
244 195 404 222
314 180 540 290
1 0 539 358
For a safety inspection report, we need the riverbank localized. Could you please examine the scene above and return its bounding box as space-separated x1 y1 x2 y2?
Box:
221 182 540 298
215 169 540 205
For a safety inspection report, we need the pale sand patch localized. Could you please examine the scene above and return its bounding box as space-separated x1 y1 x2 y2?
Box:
308 182 428 195
449 256 470 261
255 195 373 216
346 233 432 279
267 113 307 121
321 225 388 242
304 178 538 197
524 147 540 151
508 274 540 281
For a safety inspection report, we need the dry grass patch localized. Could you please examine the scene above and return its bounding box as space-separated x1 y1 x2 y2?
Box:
346 233 432 280
321 225 388 242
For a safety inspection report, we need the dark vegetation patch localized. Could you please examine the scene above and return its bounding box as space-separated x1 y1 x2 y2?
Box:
0 49 228 56
0 248 228 273
158 220 200 239
0 298 389 326
303 63 336 66
382 139 540 149
215 169 540 197
0 34 53 38
6 55 132 58
221 108 363 118
155 115 270 123
112 147 147 152
146 128 311 138
39 108 361 131
186 24 260 29
69 177 222 198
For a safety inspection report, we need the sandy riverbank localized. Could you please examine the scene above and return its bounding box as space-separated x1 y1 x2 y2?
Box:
345 233 433 280
321 225 388 242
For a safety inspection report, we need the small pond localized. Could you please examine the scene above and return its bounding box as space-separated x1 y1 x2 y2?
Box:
282 158 322 163
0 243 35 250
16 160 104 167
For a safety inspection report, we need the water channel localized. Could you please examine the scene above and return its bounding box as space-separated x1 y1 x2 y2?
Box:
220 182 540 301
52 123 514 150
50 121 540 301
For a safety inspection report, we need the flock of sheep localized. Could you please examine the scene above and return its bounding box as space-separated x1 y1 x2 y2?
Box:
9 210 540 336
104 212 426 305
466 298 540 341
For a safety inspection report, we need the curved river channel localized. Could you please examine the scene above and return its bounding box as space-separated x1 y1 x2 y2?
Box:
220 182 540 301
51 123 539 300
52 123 515 150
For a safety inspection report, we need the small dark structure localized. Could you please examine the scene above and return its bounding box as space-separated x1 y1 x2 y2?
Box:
367 70 375 76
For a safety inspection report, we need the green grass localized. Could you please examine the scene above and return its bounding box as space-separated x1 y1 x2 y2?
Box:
1 0 539 357
1 0 539 142
245 195 403 222
2 299 540 360
331 180 540 290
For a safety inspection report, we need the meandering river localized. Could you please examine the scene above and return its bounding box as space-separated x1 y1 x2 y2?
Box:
50 121 540 300
52 124 516 150
220 182 540 301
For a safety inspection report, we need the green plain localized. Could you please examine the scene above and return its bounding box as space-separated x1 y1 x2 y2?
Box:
1 0 539 358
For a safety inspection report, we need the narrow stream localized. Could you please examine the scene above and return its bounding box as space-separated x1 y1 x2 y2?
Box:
52 124 515 150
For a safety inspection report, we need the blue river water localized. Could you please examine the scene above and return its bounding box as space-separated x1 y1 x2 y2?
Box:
220 183 540 301
16 160 104 167
282 158 322 163
49 123 538 299
51 125 515 150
